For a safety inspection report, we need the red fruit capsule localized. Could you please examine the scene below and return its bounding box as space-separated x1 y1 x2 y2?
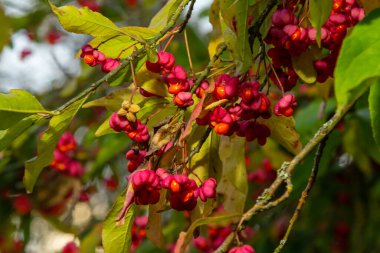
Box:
168 84 182 95
214 123 230 135
170 180 181 193
84 54 95 65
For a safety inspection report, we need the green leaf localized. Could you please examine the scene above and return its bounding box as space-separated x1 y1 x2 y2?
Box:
95 115 115 137
23 96 88 193
189 128 222 183
136 65 169 97
175 212 241 252
309 0 333 45
0 7 11 52
220 0 252 74
217 136 248 213
87 35 138 59
0 89 49 114
80 224 102 253
50 2 120 37
102 191 136 253
49 2 152 43
0 115 43 151
291 48 319 84
83 88 131 111
149 0 182 30
334 8 380 109
137 97 170 121
0 111 29 130
258 114 302 155
369 81 380 149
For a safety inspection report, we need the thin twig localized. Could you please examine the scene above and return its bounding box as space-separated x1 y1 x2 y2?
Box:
191 43 227 93
178 0 197 33
273 137 328 253
184 30 194 74
239 100 356 225
248 0 279 51
213 232 236 253
185 127 212 163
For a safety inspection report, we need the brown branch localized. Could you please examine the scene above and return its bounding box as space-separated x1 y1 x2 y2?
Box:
248 0 279 51
273 137 328 253
185 127 212 163
178 0 197 33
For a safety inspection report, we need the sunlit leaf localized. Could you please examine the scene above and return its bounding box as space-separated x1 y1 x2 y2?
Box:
217 136 247 213
334 8 380 108
83 88 131 111
102 191 136 253
149 0 182 30
258 114 302 155
0 89 49 114
80 224 102 253
137 97 170 121
291 48 319 84
220 0 252 74
136 65 169 97
23 96 88 193
50 2 154 43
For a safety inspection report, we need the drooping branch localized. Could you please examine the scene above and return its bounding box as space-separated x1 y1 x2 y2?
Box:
273 137 328 253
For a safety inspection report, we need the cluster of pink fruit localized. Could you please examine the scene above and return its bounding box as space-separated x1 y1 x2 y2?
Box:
143 51 299 145
50 132 85 177
266 0 365 87
80 44 121 73
145 51 195 108
124 169 216 212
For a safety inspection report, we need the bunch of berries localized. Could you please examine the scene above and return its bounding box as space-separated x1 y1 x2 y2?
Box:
80 44 120 73
109 101 150 172
124 169 217 212
195 74 273 144
145 51 194 108
50 132 85 177
265 0 365 86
